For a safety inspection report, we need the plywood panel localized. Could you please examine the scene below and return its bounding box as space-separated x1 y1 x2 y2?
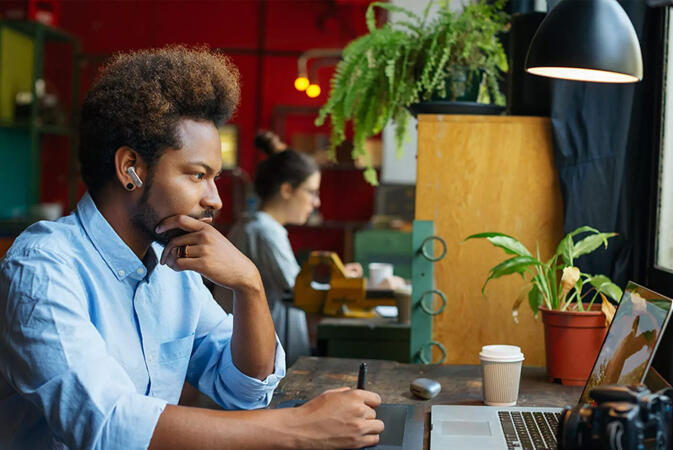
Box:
415 115 564 366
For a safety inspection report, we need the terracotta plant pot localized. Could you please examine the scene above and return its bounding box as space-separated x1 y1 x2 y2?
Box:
540 305 607 386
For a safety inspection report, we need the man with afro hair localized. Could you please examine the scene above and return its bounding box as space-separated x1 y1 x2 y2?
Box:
0 46 383 449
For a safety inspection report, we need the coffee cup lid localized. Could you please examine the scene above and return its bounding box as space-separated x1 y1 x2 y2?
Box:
479 345 524 362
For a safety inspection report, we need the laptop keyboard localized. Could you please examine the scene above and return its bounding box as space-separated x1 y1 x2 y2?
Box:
498 411 560 449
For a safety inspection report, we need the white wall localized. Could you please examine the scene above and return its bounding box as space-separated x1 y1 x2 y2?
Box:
381 0 438 184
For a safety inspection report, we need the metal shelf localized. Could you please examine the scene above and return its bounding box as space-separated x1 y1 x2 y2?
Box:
0 120 73 136
0 20 78 42
0 20 81 213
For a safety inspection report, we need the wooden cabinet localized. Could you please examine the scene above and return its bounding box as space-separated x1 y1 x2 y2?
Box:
415 115 563 366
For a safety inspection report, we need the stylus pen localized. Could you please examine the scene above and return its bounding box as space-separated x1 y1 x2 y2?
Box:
357 362 367 390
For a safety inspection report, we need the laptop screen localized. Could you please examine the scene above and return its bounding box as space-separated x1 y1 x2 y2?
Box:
580 281 673 403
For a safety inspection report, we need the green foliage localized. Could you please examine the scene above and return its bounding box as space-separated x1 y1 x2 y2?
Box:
315 0 509 185
464 227 623 321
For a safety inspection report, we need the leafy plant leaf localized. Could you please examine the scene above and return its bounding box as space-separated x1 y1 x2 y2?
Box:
528 283 543 316
572 232 617 260
587 275 623 302
464 232 531 256
555 233 574 266
363 167 379 186
512 283 532 323
482 255 542 294
601 293 616 326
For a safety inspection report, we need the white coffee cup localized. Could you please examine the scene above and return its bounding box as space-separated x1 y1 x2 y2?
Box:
368 262 393 288
479 345 525 406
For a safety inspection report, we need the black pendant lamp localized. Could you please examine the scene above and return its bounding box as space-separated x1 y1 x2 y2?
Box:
525 0 643 83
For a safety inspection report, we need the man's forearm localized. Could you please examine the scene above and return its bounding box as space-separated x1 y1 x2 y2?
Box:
149 404 297 449
149 389 384 450
230 278 277 379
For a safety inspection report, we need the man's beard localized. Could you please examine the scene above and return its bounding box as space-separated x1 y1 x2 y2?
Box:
130 176 214 245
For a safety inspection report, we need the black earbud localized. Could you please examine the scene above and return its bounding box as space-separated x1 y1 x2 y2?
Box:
126 183 134 191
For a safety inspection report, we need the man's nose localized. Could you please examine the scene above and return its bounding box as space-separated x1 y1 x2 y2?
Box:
202 180 223 211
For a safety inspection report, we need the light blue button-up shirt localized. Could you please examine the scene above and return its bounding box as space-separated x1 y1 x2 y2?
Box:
0 192 285 449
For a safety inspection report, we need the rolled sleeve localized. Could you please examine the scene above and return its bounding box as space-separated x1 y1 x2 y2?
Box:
216 335 286 406
186 278 286 410
98 394 166 450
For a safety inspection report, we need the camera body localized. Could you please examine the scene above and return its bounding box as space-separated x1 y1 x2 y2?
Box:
558 384 673 450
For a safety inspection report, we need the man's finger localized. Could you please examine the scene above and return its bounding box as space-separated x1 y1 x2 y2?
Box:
162 246 180 268
355 390 382 408
155 215 207 235
364 418 385 435
167 255 201 273
363 406 377 420
359 434 381 448
322 387 351 394
161 233 202 264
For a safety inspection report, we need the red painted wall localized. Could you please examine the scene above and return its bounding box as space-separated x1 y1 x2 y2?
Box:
38 0 378 257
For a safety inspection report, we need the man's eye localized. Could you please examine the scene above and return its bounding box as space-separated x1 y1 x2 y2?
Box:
194 173 205 180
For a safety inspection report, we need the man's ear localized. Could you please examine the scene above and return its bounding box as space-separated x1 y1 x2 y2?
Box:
279 182 294 200
114 147 146 191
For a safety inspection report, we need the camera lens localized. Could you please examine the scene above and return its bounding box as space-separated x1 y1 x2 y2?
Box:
558 405 593 450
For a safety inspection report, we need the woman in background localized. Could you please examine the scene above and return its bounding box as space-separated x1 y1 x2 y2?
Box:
227 131 361 363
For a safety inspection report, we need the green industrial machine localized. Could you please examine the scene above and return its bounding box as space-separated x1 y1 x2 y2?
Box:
317 220 447 364
354 228 413 279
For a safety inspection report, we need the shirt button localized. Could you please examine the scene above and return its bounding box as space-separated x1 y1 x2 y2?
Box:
148 354 154 362
137 268 145 275
118 270 125 277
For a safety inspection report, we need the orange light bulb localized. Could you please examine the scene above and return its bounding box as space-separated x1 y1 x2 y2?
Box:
306 84 321 98
294 76 310 91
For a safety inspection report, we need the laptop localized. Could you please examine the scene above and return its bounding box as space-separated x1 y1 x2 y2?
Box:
430 281 673 450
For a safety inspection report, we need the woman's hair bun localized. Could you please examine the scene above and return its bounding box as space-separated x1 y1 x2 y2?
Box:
254 130 287 156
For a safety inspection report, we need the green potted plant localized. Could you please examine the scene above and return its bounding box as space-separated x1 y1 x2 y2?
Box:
315 0 509 185
464 226 623 385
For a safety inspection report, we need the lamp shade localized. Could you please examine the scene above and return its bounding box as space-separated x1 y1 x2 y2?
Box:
525 0 643 83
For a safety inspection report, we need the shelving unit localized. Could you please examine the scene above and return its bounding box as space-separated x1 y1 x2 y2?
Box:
0 20 80 218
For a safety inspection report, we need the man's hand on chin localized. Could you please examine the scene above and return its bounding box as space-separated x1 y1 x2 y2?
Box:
156 214 276 380
156 214 262 293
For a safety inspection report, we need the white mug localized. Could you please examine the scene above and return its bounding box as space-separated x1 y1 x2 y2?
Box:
368 262 393 288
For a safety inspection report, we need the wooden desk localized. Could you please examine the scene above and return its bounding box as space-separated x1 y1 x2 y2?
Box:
271 356 583 448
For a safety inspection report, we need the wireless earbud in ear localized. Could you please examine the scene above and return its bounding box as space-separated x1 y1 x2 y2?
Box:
126 167 143 189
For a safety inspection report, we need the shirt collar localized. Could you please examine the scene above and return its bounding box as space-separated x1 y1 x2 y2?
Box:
77 192 153 281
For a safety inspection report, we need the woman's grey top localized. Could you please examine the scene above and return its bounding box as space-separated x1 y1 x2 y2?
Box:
227 212 309 365
228 211 300 307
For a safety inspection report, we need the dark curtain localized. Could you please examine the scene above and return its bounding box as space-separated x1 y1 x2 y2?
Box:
549 0 663 288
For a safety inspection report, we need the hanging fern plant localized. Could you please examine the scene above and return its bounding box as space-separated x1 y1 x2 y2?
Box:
315 0 509 185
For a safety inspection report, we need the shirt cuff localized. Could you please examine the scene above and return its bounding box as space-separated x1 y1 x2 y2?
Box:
101 394 167 449
222 336 286 406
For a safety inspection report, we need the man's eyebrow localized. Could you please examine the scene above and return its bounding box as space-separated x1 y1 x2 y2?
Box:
186 161 217 174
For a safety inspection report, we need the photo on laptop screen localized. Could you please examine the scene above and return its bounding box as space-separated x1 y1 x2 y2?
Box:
581 282 673 403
